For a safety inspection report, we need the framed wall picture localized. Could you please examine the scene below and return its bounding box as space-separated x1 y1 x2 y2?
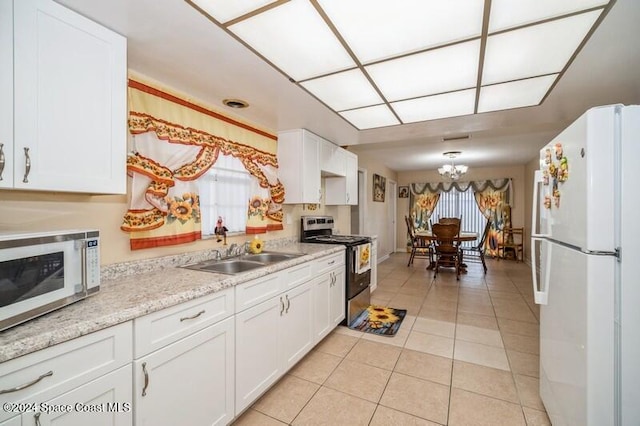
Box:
399 186 409 198
373 173 386 202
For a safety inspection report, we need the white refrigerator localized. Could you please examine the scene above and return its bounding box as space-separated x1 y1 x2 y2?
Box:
531 104 640 426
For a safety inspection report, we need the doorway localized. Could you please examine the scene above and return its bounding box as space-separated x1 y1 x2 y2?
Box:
388 180 397 254
351 169 367 234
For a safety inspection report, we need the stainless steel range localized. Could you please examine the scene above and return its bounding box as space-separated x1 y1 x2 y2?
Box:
300 216 371 324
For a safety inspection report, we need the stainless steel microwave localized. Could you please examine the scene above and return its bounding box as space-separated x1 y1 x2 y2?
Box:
0 230 100 331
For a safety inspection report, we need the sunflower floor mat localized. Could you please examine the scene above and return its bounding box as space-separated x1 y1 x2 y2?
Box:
348 305 407 336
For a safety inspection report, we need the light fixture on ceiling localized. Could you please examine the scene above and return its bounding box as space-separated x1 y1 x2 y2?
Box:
438 151 468 180
222 98 249 108
189 0 613 130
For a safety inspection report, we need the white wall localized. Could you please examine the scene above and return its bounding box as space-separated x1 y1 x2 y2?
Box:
348 151 398 260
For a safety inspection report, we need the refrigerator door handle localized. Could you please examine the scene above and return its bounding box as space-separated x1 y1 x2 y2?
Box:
531 236 550 305
531 170 551 239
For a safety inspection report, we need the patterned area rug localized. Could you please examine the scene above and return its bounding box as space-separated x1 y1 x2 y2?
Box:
348 305 407 336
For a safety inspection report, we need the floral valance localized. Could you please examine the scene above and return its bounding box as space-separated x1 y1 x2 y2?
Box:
410 178 512 205
121 75 283 250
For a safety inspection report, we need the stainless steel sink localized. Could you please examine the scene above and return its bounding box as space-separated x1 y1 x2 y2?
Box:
183 259 265 274
240 252 303 263
181 251 305 275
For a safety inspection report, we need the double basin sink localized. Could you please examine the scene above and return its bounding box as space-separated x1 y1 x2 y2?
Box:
182 252 305 275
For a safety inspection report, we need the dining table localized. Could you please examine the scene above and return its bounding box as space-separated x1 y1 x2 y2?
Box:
415 230 479 271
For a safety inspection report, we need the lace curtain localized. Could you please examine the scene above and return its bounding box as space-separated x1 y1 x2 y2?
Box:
121 77 284 250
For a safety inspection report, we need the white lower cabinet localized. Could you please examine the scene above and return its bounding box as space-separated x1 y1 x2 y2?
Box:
313 268 345 342
0 323 132 426
235 279 314 415
133 316 235 426
22 365 132 426
0 416 20 426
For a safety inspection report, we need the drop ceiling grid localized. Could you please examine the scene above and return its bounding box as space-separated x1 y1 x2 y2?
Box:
188 0 614 129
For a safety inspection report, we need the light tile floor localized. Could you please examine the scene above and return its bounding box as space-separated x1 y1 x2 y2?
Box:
233 253 550 426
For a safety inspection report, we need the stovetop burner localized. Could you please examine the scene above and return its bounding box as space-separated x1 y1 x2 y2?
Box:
305 235 370 245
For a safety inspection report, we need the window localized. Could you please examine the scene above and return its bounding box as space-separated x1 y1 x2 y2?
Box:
432 188 487 247
198 155 251 235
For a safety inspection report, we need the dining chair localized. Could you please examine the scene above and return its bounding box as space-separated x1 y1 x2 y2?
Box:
431 223 462 280
460 219 492 273
438 216 462 237
497 227 525 262
405 216 433 267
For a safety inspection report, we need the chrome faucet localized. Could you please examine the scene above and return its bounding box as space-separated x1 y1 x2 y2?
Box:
227 243 239 258
212 250 222 261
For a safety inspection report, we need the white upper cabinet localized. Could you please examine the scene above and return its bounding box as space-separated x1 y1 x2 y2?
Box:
325 150 358 205
277 129 321 204
1 0 127 193
319 137 346 177
278 128 358 205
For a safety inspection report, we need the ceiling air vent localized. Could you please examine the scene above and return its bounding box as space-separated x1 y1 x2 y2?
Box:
442 134 471 142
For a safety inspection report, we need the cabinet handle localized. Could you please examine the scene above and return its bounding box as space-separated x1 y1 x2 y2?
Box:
34 412 41 426
279 297 285 316
179 309 205 322
0 143 5 181
23 147 31 183
328 260 335 265
142 362 149 397
0 370 53 394
285 294 290 313
346 193 349 202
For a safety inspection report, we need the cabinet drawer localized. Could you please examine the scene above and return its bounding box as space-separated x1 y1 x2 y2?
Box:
133 288 234 358
235 271 282 313
313 252 345 275
0 322 132 423
281 261 312 292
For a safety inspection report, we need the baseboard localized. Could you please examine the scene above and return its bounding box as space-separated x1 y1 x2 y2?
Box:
378 254 389 263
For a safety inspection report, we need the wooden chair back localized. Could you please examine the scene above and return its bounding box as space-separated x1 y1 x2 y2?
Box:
477 219 492 249
431 223 460 253
438 217 462 236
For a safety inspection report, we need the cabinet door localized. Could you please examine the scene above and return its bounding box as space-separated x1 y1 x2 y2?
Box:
279 281 314 371
25 365 132 426
301 131 321 203
235 297 281 415
277 129 321 204
312 274 331 343
0 416 20 426
330 269 346 326
345 152 358 205
134 318 235 426
13 0 127 194
0 0 12 188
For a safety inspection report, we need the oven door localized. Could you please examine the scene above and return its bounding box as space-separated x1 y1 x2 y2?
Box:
0 239 84 330
347 244 371 299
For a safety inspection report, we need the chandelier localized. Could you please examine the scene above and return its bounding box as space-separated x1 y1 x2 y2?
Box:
438 151 468 180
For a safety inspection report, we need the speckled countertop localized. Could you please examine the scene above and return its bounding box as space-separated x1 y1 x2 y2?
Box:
0 242 344 364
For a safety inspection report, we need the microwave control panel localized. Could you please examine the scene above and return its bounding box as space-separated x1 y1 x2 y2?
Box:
86 238 100 289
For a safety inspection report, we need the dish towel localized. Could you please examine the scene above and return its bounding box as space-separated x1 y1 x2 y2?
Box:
355 243 372 274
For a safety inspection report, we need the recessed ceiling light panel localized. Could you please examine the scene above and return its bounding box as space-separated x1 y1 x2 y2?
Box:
482 10 601 85
340 104 400 130
319 0 484 64
366 40 480 102
489 0 609 33
391 89 476 123
300 69 382 111
229 1 355 81
478 74 558 113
